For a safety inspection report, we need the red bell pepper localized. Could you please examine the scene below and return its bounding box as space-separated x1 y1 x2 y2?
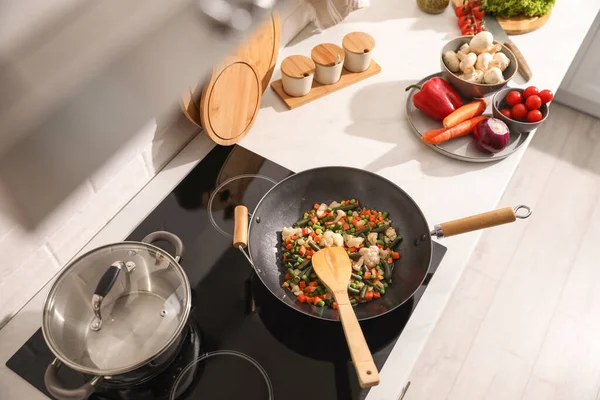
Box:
406 77 462 121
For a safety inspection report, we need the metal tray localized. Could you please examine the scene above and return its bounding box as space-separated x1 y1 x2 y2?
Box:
406 72 528 163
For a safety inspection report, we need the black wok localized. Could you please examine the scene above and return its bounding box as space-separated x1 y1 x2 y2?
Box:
234 167 530 321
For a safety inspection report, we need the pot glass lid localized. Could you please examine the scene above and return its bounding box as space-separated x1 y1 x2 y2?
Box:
170 350 273 400
43 239 191 376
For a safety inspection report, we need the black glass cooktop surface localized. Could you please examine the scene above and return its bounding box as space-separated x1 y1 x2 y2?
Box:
7 145 446 400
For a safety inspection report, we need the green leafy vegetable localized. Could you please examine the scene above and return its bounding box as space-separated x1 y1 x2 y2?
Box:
482 0 555 18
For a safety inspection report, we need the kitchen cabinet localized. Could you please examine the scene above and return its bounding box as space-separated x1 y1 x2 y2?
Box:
556 10 600 118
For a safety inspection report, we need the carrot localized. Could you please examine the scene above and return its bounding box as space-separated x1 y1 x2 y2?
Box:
310 216 318 224
309 281 319 287
364 271 372 280
421 127 447 144
299 245 306 256
392 251 400 259
285 273 291 280
313 203 320 210
291 235 298 240
343 223 350 230
387 257 393 264
373 291 381 299
426 116 489 145
302 228 309 236
285 243 292 250
297 294 307 303
443 100 487 128
332 302 338 309
365 291 374 301
299 281 306 289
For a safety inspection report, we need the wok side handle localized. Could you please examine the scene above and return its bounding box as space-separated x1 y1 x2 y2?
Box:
234 205 249 248
335 291 380 388
433 205 532 238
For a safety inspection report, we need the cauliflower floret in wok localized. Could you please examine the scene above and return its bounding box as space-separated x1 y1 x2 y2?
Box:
319 230 344 248
359 245 381 268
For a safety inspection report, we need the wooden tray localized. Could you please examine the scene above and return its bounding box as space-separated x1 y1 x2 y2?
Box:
271 60 381 110
451 0 551 35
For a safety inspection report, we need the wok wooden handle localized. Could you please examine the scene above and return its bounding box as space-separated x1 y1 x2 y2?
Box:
437 206 520 238
335 292 380 388
233 205 248 248
504 40 532 82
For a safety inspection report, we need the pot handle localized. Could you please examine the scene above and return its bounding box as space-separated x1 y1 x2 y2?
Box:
233 206 249 248
431 205 532 238
45 358 103 400
142 231 184 262
90 260 126 331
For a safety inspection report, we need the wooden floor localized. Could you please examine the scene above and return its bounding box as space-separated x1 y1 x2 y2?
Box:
406 103 600 400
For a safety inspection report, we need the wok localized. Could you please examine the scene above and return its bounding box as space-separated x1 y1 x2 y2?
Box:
233 167 530 321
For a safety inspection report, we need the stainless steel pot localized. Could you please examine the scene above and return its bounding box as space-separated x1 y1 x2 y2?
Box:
42 231 191 400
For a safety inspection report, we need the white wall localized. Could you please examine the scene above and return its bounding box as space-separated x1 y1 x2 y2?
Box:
0 0 312 329
0 109 199 328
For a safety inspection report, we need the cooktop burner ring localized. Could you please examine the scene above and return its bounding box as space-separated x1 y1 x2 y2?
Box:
208 174 277 238
170 350 274 400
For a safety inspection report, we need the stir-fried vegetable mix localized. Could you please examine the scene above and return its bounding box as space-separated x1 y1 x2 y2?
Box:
280 199 402 309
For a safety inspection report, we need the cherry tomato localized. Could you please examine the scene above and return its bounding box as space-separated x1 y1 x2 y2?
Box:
525 95 542 110
500 109 513 119
461 25 475 35
523 86 539 99
455 5 471 17
511 103 528 121
473 6 485 19
505 91 523 107
527 109 543 123
458 16 475 28
539 89 554 104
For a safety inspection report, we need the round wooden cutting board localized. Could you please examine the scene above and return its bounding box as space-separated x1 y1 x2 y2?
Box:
200 57 262 146
234 11 281 93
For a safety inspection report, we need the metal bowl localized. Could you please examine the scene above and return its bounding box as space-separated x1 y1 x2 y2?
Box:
440 36 518 98
492 88 549 133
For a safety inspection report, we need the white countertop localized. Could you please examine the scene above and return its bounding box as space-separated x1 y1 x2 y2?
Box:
1 1 599 399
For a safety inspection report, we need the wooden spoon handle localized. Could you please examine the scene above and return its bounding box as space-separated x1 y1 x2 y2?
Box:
335 292 380 388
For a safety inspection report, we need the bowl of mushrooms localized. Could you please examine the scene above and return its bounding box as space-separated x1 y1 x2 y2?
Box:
440 32 518 99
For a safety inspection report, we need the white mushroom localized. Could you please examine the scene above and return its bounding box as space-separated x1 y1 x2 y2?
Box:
443 51 460 73
484 67 504 84
460 66 484 83
490 52 510 71
475 53 493 72
469 31 494 54
459 52 477 72
483 43 503 54
456 43 471 61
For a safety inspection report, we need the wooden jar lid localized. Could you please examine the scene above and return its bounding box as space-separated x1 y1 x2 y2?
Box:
342 32 375 54
281 55 316 78
311 43 345 67
200 57 261 146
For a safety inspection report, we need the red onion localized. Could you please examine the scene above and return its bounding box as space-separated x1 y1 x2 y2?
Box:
472 118 510 153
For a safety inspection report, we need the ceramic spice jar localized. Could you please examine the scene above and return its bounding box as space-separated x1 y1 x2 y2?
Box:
342 32 375 73
281 55 316 97
311 43 345 85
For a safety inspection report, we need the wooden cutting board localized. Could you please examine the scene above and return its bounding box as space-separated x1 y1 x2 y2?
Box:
200 57 262 146
451 0 551 34
234 12 281 93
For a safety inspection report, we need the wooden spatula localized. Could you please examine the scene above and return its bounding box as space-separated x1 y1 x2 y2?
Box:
312 247 380 388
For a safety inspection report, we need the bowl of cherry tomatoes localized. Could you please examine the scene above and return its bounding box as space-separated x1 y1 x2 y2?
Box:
492 86 553 133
